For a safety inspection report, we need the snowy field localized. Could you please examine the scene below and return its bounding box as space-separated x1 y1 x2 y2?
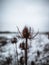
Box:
0 34 49 65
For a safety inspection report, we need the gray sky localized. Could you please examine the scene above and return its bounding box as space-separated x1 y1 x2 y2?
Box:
0 0 49 32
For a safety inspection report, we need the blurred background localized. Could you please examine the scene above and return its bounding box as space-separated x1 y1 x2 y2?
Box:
0 0 49 32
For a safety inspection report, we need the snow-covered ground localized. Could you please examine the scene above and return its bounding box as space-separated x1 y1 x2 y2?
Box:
0 34 49 65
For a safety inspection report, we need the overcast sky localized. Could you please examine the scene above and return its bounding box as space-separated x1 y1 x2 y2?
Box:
0 0 49 32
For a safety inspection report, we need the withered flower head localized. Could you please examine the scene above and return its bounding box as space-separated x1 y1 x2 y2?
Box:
22 26 30 38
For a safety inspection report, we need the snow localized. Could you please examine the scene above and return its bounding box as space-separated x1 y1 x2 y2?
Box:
0 34 49 65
